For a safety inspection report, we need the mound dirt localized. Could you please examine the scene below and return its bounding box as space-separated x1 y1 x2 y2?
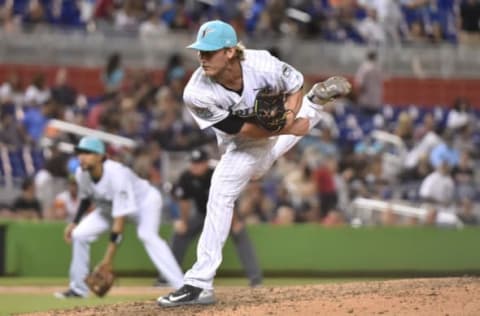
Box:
20 277 480 315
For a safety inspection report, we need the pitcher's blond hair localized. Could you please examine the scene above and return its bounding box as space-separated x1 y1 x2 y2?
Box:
234 42 246 61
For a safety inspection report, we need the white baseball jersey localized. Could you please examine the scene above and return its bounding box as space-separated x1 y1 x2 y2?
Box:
54 190 79 222
183 49 304 152
75 160 152 218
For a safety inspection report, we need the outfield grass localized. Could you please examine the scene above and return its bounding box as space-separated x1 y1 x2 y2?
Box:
0 277 386 315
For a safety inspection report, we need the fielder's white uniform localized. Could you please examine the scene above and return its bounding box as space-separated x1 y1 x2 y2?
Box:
69 160 183 295
183 49 325 289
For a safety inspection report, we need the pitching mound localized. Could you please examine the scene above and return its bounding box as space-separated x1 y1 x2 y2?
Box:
25 277 480 315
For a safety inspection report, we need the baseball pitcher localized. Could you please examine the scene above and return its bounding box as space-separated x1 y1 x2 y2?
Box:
158 20 351 307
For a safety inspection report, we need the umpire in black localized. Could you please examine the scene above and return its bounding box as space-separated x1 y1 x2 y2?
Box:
169 149 263 287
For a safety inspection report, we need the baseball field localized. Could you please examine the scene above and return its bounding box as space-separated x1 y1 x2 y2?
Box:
3 223 480 315
1 276 479 315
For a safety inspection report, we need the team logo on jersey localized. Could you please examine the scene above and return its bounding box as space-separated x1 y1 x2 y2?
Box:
229 100 255 118
254 85 273 94
191 105 214 119
231 107 254 118
282 64 292 77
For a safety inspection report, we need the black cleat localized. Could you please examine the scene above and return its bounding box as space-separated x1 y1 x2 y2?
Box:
157 284 215 307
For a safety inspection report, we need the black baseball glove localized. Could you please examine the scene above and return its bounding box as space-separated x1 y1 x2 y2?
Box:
253 93 291 132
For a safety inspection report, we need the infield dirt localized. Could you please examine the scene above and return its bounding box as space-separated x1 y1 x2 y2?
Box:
16 277 480 315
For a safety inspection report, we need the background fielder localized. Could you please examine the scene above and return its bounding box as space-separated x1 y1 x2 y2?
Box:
55 136 183 298
158 20 350 307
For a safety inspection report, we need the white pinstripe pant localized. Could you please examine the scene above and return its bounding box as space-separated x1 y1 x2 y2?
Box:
184 96 324 290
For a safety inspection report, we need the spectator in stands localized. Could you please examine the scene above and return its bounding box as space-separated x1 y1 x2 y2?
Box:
446 97 471 131
114 0 143 31
394 111 414 147
23 0 46 30
11 177 42 220
51 176 80 222
413 111 436 141
312 157 337 219
238 180 275 224
363 154 390 198
0 2 18 33
35 145 69 217
335 164 354 214
0 71 23 106
354 49 383 115
270 183 295 219
24 73 50 107
456 199 478 226
459 0 480 44
403 151 434 182
429 129 459 169
50 68 77 110
22 96 60 143
0 108 28 149
356 8 386 45
139 11 166 39
102 52 124 95
404 114 441 174
282 162 318 222
419 156 456 226
131 144 162 186
452 150 476 204
167 1 190 30
164 53 186 86
359 0 408 46
272 205 296 225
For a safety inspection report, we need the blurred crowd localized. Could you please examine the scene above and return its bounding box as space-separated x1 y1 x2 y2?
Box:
0 0 479 45
0 49 479 229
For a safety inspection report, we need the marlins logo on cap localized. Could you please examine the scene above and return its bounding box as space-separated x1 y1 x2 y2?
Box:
201 27 215 38
187 20 238 51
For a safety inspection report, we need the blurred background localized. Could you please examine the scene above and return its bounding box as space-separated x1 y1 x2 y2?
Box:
0 0 480 279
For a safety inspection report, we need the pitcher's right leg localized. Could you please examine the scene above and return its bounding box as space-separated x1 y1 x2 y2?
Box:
158 150 259 307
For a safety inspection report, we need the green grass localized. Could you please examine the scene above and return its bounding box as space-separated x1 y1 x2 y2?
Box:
0 276 385 287
0 294 153 316
0 277 153 287
0 277 387 315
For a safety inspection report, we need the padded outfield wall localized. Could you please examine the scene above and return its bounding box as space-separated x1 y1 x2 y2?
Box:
1 221 480 277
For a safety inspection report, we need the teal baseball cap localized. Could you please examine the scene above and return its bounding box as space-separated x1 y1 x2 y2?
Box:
75 136 106 155
187 20 238 51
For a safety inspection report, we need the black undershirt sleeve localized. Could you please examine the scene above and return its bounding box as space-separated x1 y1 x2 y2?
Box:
72 198 92 224
213 114 246 134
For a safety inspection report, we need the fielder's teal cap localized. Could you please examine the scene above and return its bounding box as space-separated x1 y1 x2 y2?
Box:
187 20 238 51
75 136 105 155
